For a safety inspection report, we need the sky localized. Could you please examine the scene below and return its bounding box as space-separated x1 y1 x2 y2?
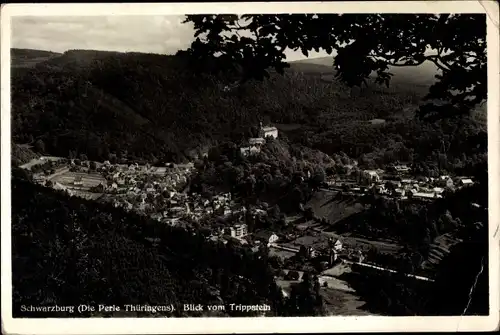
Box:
11 15 331 61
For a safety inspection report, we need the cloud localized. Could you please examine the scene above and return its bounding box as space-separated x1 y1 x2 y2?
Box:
12 15 195 55
11 15 330 61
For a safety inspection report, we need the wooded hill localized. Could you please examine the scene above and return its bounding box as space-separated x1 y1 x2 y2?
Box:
11 48 485 174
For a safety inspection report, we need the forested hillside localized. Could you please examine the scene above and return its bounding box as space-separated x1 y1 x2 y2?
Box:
11 178 294 317
11 48 485 171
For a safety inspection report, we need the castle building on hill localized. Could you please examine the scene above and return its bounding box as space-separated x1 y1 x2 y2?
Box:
259 122 278 139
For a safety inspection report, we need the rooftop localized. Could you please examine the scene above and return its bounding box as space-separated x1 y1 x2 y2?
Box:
413 192 438 198
261 126 278 132
249 138 265 144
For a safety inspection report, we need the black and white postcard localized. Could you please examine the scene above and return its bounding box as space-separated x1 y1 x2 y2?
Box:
1 1 499 334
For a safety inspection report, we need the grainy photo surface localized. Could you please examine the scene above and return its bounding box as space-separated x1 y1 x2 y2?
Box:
2 2 499 334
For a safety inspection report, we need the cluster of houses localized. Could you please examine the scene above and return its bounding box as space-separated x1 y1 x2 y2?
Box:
240 122 279 157
354 168 474 201
99 161 194 192
111 188 236 223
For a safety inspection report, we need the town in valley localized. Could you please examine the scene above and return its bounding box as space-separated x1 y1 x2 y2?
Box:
9 12 490 319
17 121 480 312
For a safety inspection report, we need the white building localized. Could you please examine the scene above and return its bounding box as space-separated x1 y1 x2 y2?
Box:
240 146 261 157
394 165 410 173
233 223 248 238
254 230 279 246
412 192 442 200
259 123 279 139
460 178 474 187
333 239 343 251
249 138 266 146
73 176 84 186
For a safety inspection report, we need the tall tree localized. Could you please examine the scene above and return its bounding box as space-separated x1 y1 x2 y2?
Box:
181 14 486 119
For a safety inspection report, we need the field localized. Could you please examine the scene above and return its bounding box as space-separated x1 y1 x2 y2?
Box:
19 156 63 170
282 233 331 251
306 190 365 225
320 287 374 316
421 233 463 272
275 123 303 131
269 248 296 260
51 171 106 190
319 230 402 255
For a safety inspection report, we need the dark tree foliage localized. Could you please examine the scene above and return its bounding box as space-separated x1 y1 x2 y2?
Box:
336 174 488 248
429 221 489 315
11 178 296 317
285 272 326 316
190 139 328 214
182 14 486 119
339 170 489 316
12 47 485 170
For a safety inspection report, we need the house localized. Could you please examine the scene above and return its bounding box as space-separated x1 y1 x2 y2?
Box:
233 223 248 238
240 147 251 156
248 138 266 146
254 230 279 246
165 217 180 226
394 165 410 173
330 238 343 251
223 207 232 216
440 177 454 188
326 180 336 187
93 183 105 193
302 246 318 258
170 206 184 214
259 122 279 139
73 176 84 186
460 178 474 187
412 192 440 201
394 188 405 197
240 145 260 157
433 187 445 194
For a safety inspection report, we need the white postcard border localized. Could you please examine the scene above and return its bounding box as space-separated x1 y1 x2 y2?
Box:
1 1 499 334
